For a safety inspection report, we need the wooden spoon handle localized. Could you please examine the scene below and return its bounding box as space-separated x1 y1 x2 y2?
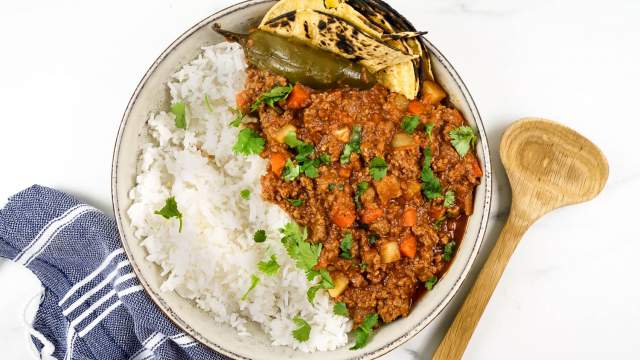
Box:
432 213 531 360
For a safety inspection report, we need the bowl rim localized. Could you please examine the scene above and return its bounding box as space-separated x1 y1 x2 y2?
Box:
111 1 493 358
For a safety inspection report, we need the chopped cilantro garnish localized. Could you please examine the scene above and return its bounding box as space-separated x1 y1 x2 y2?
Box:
307 285 322 303
280 223 321 273
258 255 280 276
359 262 368 271
368 234 379 245
253 229 267 243
229 108 244 127
354 182 369 210
444 190 455 208
233 128 265 156
339 233 353 259
333 302 349 317
340 125 362 165
401 115 420 134
241 274 260 300
350 313 378 350
283 132 327 180
443 241 456 262
287 198 305 207
282 160 301 182
170 102 186 129
328 183 336 191
421 147 442 200
251 84 293 112
449 126 477 157
240 189 250 200
292 316 311 342
425 276 438 290
425 123 435 139
433 217 445 230
155 197 183 232
369 156 388 181
204 94 213 113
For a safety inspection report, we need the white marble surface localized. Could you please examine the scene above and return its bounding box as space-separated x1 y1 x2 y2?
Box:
1 0 639 358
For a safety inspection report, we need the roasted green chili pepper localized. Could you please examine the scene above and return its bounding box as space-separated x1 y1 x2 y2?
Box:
213 26 376 90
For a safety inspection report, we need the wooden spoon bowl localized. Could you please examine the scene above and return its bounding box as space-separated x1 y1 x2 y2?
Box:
433 118 608 360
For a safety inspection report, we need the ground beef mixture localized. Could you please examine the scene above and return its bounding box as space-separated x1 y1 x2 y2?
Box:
237 67 482 326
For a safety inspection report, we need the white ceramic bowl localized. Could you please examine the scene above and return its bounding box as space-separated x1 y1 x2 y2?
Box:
111 1 492 358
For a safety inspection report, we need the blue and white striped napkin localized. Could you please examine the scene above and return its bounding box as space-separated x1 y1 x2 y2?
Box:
0 185 226 360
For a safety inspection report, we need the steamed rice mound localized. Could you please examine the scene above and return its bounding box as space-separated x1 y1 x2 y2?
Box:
127 42 351 352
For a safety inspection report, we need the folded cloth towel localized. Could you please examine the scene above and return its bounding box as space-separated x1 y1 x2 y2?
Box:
0 185 227 360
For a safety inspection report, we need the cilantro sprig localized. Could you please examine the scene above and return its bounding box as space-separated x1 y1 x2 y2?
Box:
339 233 353 259
443 241 456 262
443 190 455 208
421 147 442 200
401 115 420 134
354 181 369 210
449 126 477 157
233 128 265 156
340 125 362 165
251 84 293 112
240 189 251 200
425 276 438 290
287 198 305 207
258 255 280 276
170 102 187 130
241 274 260 300
369 157 388 181
333 302 349 317
230 108 244 127
155 197 183 232
282 132 329 181
350 313 379 350
292 316 311 342
253 229 267 243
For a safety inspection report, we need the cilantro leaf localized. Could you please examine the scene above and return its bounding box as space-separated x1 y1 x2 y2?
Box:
425 276 438 290
229 108 244 127
292 316 311 342
333 302 349 317
354 182 369 210
449 126 477 157
401 115 420 134
155 197 183 232
307 268 334 289
240 189 251 200
433 217 445 230
254 230 267 243
368 233 379 245
170 102 186 129
241 274 260 300
307 284 322 303
282 160 301 182
251 84 293 112
444 190 455 208
318 154 331 164
340 125 362 165
233 128 265 156
421 147 442 200
425 123 435 139
443 241 456 262
359 262 368 271
258 255 280 276
328 183 336 191
280 222 322 272
340 233 353 259
204 94 213 113
284 132 327 180
287 198 305 207
369 157 388 181
350 313 378 350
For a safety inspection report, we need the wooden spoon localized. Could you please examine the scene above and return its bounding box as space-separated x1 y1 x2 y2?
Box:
432 118 608 360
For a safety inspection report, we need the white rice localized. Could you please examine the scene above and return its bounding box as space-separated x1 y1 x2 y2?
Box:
127 42 351 352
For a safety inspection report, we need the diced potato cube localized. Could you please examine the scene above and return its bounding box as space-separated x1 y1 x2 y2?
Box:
327 273 349 298
380 241 401 264
274 124 297 143
374 175 402 204
423 80 447 105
